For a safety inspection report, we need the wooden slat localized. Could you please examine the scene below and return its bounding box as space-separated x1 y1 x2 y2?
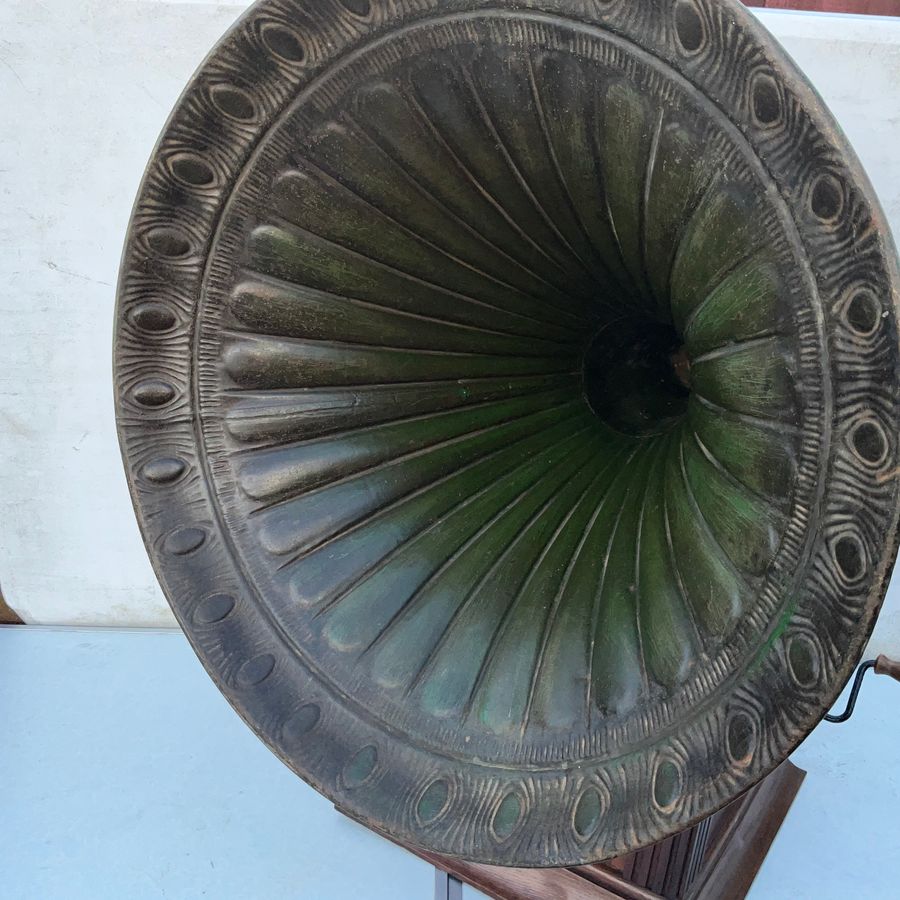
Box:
646 837 675 895
570 865 664 900
743 0 900 14
662 830 693 899
630 848 655 889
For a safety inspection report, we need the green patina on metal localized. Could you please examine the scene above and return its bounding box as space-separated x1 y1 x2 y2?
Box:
116 0 900 867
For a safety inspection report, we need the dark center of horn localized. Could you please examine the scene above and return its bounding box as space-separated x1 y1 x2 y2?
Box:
584 318 691 437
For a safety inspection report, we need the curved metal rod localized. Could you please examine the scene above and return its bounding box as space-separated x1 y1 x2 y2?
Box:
825 659 877 724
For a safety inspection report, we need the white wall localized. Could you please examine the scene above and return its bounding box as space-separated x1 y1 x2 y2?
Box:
2 3 900 644
1 1 245 627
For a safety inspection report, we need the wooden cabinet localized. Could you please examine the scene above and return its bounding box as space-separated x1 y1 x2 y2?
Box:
414 762 805 900
742 0 900 15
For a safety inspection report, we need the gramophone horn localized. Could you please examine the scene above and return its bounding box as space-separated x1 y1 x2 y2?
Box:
115 0 900 866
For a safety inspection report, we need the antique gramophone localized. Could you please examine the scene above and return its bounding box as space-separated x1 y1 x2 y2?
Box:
115 0 900 869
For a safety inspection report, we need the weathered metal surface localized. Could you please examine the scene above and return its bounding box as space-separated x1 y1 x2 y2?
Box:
115 0 900 866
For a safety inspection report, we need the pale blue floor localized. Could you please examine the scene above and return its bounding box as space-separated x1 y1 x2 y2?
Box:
0 627 434 900
2 627 898 899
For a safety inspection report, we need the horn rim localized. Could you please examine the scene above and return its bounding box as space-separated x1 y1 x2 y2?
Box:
114 0 900 866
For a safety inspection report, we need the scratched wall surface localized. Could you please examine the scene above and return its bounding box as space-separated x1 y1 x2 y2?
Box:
1 2 899 642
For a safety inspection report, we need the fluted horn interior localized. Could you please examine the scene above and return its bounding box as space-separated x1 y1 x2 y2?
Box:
211 30 801 737
117 0 900 868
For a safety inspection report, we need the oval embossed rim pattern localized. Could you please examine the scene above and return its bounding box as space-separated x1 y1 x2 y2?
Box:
114 0 900 867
